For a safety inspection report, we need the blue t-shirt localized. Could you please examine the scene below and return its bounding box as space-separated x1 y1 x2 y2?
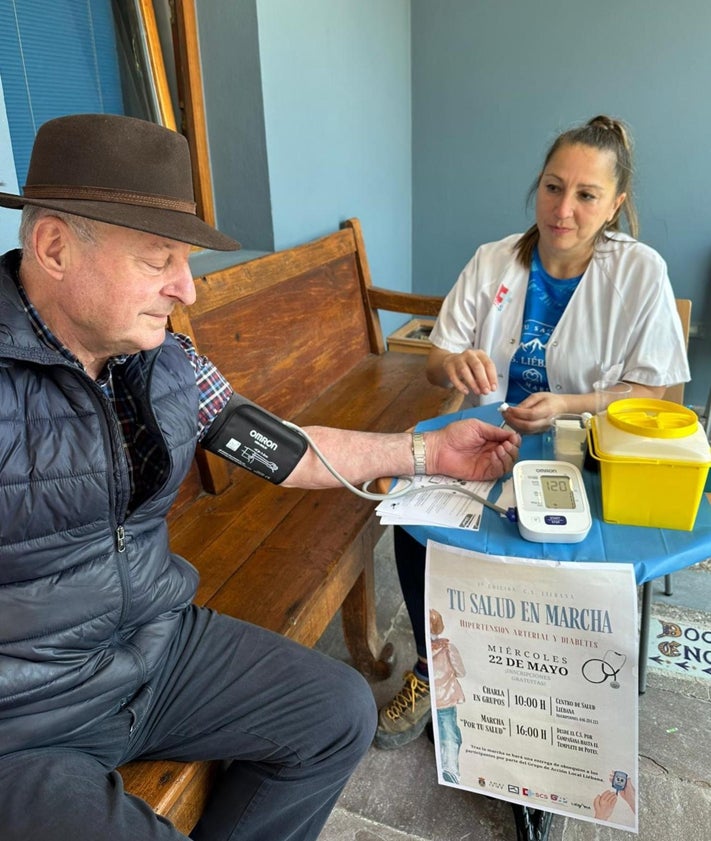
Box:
506 249 582 404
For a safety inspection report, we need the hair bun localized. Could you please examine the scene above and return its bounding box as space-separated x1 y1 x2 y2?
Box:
588 115 616 131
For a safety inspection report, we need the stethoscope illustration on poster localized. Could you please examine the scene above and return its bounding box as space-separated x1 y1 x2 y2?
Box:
582 650 627 688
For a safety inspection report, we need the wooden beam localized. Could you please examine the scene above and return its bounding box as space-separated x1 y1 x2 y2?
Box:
136 0 177 130
170 0 216 227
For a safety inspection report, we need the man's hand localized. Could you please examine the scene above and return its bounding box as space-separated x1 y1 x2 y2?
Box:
618 777 636 814
426 418 520 481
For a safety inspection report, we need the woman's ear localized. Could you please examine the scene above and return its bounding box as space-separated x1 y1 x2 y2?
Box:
609 192 627 223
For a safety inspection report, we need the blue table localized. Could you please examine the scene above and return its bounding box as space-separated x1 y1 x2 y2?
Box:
407 404 711 693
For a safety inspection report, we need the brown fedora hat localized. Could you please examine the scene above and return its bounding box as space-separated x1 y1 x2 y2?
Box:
0 113 239 251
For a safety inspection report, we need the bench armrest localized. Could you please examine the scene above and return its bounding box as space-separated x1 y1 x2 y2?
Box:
366 286 443 318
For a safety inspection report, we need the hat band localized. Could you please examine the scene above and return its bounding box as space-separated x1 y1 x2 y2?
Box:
22 184 196 214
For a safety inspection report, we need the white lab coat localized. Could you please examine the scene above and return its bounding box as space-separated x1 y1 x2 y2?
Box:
430 232 691 405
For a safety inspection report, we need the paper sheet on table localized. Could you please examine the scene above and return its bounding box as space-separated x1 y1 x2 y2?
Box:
375 475 495 531
495 476 515 511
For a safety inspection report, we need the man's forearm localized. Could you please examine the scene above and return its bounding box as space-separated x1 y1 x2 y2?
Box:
282 426 415 489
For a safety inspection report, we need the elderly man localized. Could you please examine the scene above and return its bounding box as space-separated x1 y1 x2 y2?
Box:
0 114 519 841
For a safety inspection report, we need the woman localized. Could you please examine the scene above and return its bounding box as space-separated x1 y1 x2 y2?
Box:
429 609 466 784
374 115 690 751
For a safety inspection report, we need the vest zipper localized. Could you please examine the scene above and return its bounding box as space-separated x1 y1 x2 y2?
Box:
116 524 126 553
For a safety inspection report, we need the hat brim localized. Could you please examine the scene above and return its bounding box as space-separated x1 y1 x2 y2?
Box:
0 192 240 252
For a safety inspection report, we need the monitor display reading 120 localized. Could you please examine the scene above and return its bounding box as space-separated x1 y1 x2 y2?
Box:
540 475 576 509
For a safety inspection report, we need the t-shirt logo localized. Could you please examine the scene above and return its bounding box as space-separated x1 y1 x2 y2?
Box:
505 251 582 403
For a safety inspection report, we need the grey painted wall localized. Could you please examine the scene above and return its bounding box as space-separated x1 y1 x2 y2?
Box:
196 0 412 338
256 0 411 252
411 0 711 405
197 0 274 252
257 0 412 341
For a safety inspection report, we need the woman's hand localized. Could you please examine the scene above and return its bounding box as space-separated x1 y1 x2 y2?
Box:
503 382 663 434
501 392 571 434
427 347 498 396
593 790 617 821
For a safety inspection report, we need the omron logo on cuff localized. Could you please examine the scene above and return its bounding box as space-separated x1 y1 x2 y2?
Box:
202 397 307 484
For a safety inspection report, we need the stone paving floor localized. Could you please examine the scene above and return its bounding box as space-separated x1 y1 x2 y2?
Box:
316 529 711 841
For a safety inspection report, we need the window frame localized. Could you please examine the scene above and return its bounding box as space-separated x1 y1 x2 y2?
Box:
140 0 216 229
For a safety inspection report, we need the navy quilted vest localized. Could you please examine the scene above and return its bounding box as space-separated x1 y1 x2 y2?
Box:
0 252 200 754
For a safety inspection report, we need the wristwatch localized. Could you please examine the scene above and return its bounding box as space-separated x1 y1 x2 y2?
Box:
411 431 427 475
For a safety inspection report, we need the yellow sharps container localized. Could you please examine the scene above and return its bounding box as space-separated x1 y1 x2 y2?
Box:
588 398 711 530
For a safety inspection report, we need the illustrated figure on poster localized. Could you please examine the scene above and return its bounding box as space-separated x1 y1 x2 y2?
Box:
430 609 466 783
593 770 636 824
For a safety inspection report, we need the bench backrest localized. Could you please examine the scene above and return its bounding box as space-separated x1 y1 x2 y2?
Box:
168 217 443 511
181 232 372 418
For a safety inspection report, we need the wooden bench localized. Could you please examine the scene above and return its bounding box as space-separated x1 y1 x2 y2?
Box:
119 217 457 834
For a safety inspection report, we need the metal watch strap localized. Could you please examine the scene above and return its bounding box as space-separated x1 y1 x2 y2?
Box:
411 431 427 475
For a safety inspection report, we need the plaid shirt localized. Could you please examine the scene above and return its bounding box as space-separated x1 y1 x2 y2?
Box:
18 280 232 512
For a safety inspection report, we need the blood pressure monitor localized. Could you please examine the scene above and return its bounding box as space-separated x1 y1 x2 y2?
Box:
512 460 592 543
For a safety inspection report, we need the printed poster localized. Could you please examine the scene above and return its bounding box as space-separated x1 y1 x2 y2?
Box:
425 541 639 832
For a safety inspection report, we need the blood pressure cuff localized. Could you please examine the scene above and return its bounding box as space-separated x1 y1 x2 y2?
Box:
201 394 307 484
